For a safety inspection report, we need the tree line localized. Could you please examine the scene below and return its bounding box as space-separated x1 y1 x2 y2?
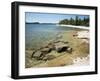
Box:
59 16 89 27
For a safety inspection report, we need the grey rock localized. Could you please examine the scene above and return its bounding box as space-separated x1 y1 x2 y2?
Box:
31 50 36 58
41 47 52 54
48 44 55 50
31 38 73 60
53 40 68 44
66 47 72 53
32 51 42 58
53 40 61 43
54 42 69 53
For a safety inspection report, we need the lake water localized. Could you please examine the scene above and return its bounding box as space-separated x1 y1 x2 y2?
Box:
25 24 77 50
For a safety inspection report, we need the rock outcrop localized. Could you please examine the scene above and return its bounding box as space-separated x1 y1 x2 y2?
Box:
54 42 69 53
31 36 73 60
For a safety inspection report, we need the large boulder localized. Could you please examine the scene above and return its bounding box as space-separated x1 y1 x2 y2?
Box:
54 42 69 53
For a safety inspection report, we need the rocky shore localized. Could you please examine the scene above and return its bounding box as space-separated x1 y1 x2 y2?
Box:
25 30 90 68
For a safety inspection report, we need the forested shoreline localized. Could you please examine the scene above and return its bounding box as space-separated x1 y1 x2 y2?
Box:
59 16 89 27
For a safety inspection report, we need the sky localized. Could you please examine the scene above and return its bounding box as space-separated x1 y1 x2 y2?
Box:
25 12 89 23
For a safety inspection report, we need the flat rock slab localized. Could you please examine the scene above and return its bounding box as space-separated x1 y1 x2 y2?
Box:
32 51 42 58
41 47 52 53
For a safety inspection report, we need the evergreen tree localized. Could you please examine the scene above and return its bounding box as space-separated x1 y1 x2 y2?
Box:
59 16 89 27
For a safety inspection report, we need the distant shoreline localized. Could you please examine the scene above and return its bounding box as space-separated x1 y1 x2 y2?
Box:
26 23 57 24
26 23 89 30
57 24 90 30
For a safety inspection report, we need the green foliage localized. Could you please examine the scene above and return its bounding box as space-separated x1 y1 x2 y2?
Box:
59 16 89 27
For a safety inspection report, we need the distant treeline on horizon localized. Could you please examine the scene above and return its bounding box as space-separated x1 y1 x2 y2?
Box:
59 16 89 27
26 16 89 27
26 22 56 24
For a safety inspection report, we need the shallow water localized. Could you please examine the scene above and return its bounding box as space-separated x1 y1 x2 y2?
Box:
25 23 78 50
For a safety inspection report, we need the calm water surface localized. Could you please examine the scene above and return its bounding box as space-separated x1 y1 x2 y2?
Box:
25 24 76 50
